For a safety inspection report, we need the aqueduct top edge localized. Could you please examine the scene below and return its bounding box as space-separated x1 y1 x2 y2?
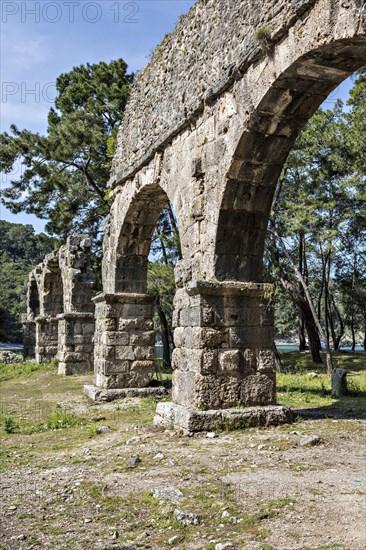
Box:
110 0 365 188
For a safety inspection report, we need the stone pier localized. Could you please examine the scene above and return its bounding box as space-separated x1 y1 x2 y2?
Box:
35 316 59 364
57 313 95 375
84 292 166 401
154 280 291 432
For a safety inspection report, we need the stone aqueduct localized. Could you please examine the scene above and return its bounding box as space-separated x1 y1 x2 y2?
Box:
23 235 95 375
25 0 366 431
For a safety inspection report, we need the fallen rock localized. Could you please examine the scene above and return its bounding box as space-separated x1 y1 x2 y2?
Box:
174 509 201 526
300 435 321 446
215 543 233 550
126 456 141 468
206 432 217 438
152 486 183 504
96 426 111 434
126 436 141 445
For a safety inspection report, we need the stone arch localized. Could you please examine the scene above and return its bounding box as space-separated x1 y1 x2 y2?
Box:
28 274 40 319
41 254 64 317
114 183 173 293
24 237 95 372
215 38 366 281
90 0 366 427
23 274 41 358
89 180 182 396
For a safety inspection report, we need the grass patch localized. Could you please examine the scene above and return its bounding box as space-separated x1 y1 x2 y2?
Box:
279 350 365 373
277 351 366 410
0 360 51 382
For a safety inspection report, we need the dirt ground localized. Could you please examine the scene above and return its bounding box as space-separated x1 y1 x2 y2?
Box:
0 369 365 550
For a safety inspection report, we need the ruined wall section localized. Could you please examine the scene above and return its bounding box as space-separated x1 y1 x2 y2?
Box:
57 235 95 374
111 0 318 185
23 235 95 374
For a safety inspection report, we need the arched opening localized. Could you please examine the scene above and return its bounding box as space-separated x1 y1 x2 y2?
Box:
42 257 64 317
115 183 172 294
90 182 181 392
28 276 40 318
216 38 366 282
114 183 182 373
214 37 365 380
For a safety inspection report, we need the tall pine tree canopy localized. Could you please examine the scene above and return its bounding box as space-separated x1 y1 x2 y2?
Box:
0 59 133 242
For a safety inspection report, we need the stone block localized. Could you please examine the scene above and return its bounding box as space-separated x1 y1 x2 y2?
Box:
118 318 153 331
243 348 258 373
257 348 275 372
130 331 155 346
229 326 273 347
115 346 135 360
101 346 115 360
241 373 276 406
131 360 155 373
102 360 130 375
218 350 241 373
133 347 155 360
179 306 203 327
102 332 130 346
172 348 202 373
201 350 218 374
154 403 292 433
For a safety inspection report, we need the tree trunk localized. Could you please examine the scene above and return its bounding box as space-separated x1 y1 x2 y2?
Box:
280 277 323 363
269 228 333 372
329 292 345 351
273 343 284 373
167 202 182 260
156 298 172 371
351 315 356 352
304 318 322 363
298 230 306 351
299 318 306 351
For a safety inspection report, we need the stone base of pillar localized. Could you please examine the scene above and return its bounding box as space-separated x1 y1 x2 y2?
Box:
22 318 36 358
93 292 156 389
84 384 167 402
57 313 95 375
35 316 59 364
154 402 292 434
172 281 277 410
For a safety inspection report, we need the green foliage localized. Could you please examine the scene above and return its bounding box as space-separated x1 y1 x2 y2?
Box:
45 409 83 430
0 221 54 342
254 25 273 49
0 59 133 243
0 360 50 382
268 71 366 347
148 262 175 323
277 351 366 409
3 416 17 434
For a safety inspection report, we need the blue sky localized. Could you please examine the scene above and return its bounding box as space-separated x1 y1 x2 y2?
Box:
0 0 355 233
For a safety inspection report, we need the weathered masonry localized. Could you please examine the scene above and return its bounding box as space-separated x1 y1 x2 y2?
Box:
23 235 95 375
85 0 365 431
